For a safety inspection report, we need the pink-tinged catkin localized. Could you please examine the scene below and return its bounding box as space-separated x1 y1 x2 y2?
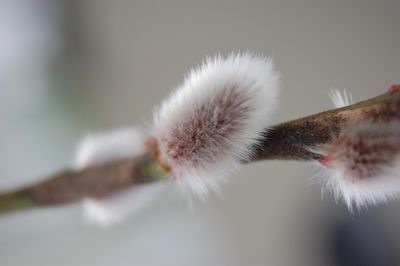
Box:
317 120 400 209
162 87 252 168
153 53 281 199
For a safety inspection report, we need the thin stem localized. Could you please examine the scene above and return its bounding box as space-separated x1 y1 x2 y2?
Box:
0 153 167 215
0 192 37 214
254 89 400 161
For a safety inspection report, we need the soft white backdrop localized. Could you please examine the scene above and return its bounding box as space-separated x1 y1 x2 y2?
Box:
1 1 400 265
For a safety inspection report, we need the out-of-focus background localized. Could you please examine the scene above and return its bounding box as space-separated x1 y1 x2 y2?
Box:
1 1 400 265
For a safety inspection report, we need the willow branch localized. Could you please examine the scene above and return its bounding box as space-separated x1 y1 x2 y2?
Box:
1 86 399 216
255 87 400 161
0 153 166 215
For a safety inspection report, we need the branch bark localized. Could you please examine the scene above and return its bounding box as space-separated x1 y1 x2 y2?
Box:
255 88 400 161
0 153 166 215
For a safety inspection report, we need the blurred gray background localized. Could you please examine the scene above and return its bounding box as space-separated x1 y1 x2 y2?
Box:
0 0 400 265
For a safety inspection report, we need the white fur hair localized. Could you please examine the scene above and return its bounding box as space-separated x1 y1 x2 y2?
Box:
316 120 400 209
73 127 147 170
153 53 281 200
329 89 353 108
73 127 166 226
82 181 167 227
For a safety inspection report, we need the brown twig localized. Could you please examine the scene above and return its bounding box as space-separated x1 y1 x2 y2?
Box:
1 86 399 216
255 87 400 161
0 153 166 215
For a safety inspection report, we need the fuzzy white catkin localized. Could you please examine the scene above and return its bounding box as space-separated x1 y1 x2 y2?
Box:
74 127 166 227
82 181 167 227
75 53 282 225
316 120 400 209
153 53 281 200
329 89 353 108
73 127 147 170
313 90 400 209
